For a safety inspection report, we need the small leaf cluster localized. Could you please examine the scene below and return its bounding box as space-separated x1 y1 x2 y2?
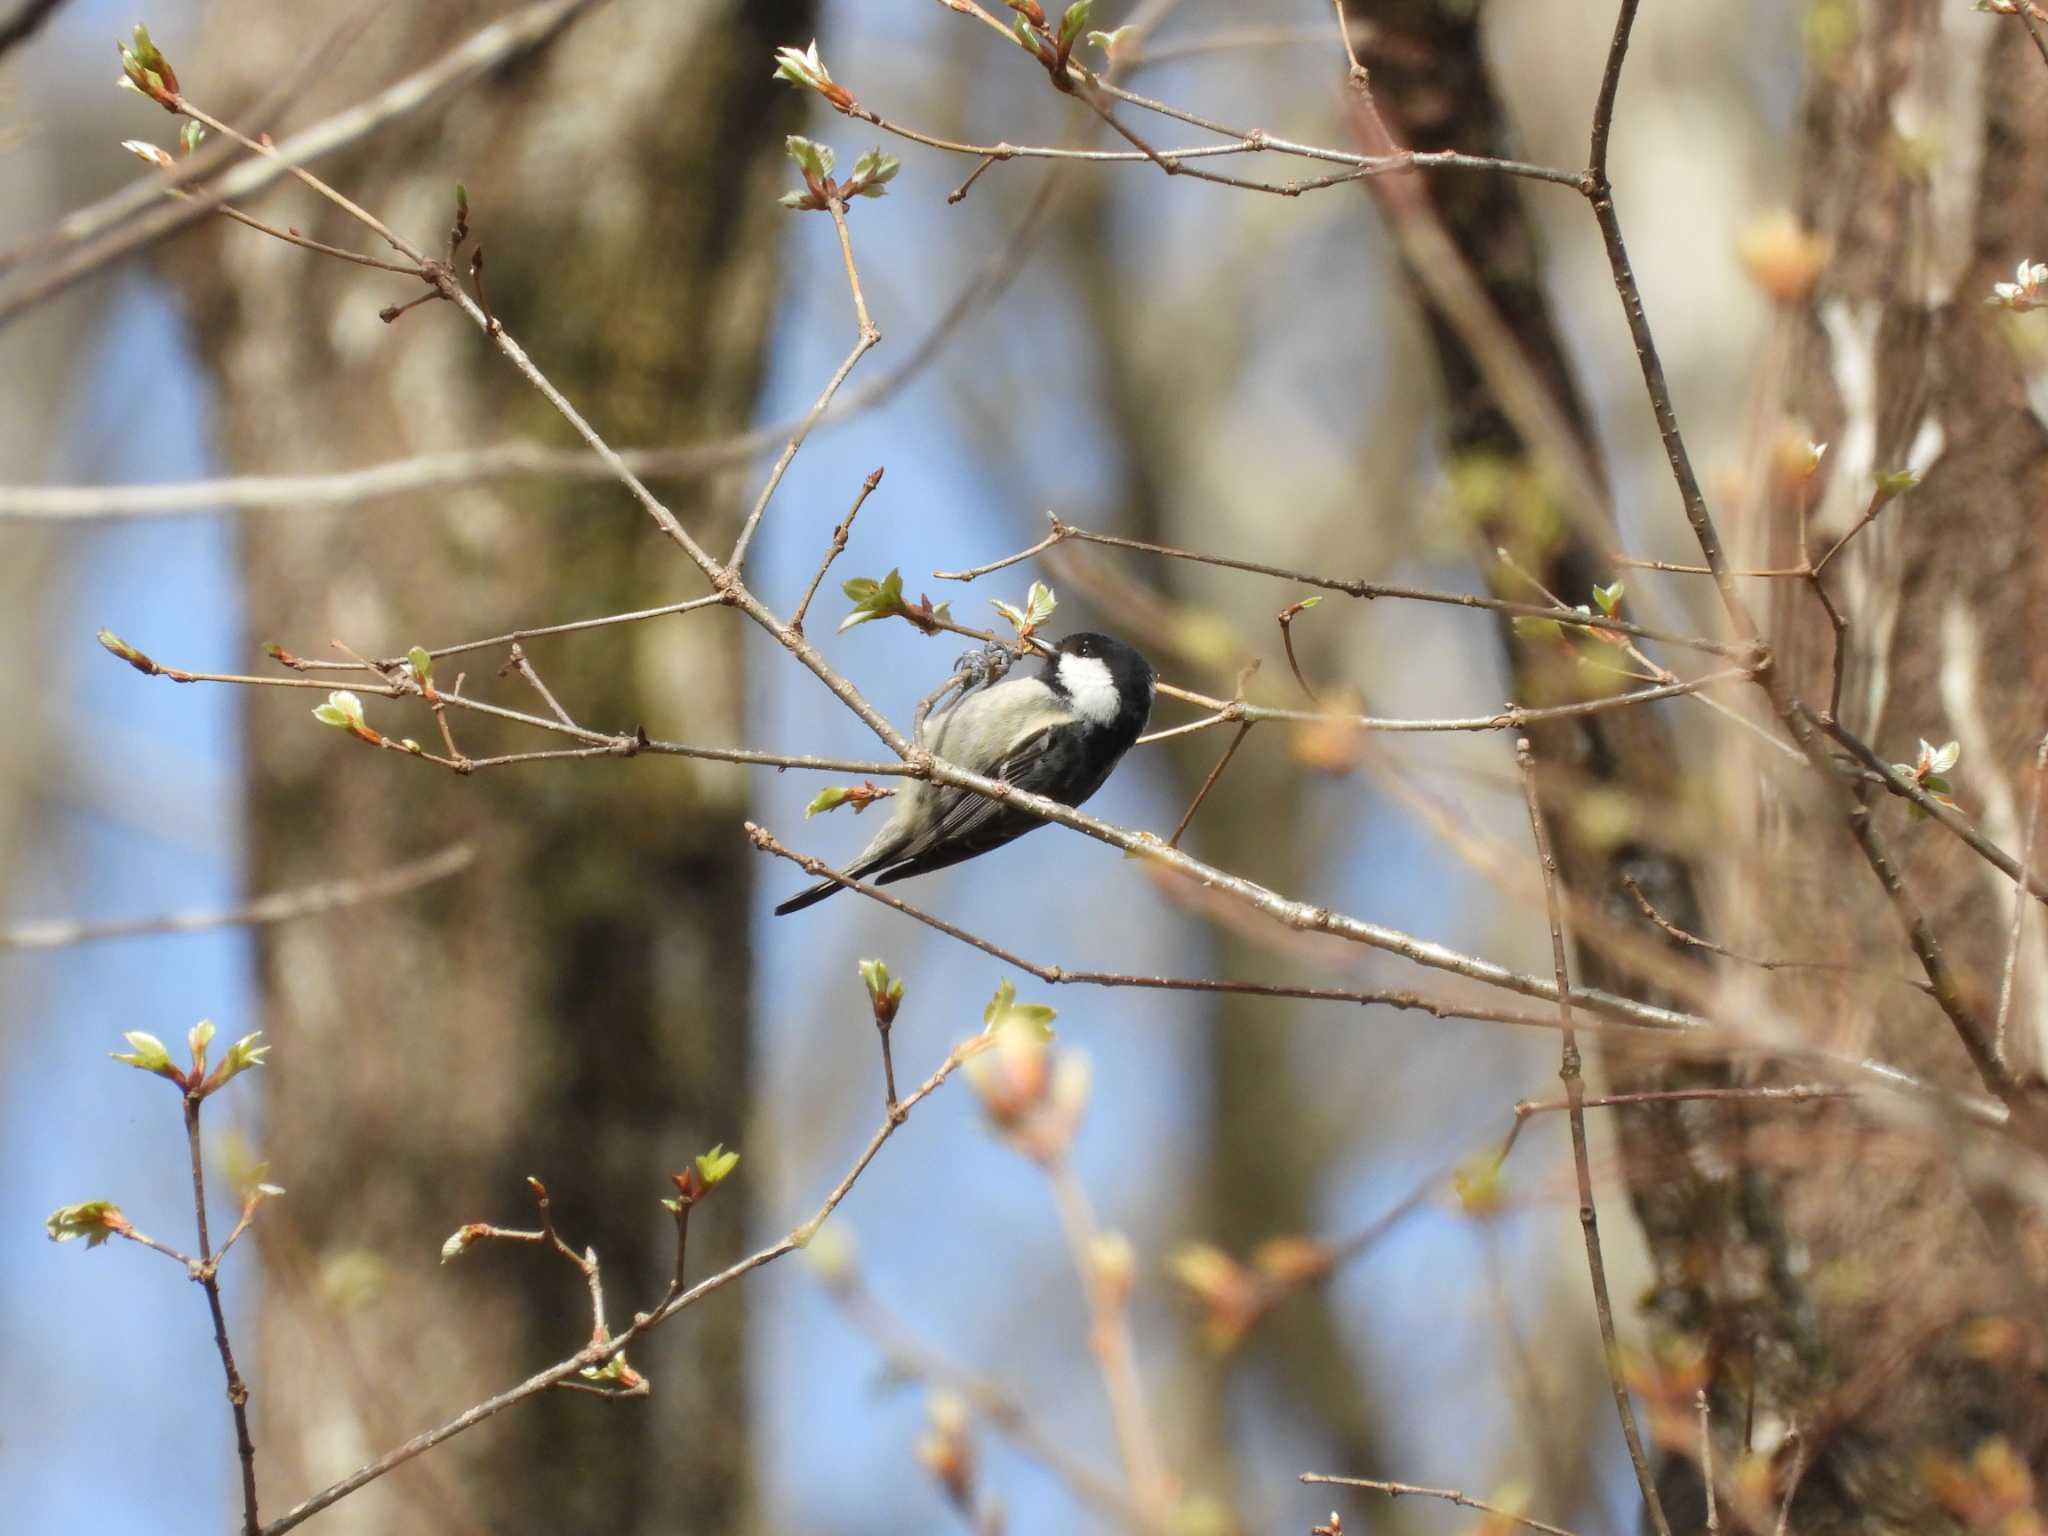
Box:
990 581 1057 641
779 136 900 212
312 689 382 743
1509 577 1626 648
403 645 437 694
838 568 952 635
664 1144 742 1213
982 978 1055 1039
1008 0 1094 78
859 959 905 1026
97 628 162 676
805 781 894 819
46 1200 129 1249
771 39 856 112
117 23 180 111
48 1023 279 1257
966 981 1089 1161
1990 258 2048 314
111 1018 269 1099
119 119 205 173
309 689 428 756
1892 737 1962 814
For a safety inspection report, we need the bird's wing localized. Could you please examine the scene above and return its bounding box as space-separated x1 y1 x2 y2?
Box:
872 723 1078 883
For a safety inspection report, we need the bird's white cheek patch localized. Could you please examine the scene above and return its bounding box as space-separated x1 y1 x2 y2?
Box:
1057 654 1121 725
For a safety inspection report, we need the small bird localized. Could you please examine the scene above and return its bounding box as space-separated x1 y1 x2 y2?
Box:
774 631 1156 915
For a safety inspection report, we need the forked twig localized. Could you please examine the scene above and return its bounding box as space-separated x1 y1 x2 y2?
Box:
1515 738 1672 1536
792 467 885 634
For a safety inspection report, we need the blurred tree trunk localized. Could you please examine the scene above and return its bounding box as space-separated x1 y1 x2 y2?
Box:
173 3 808 1530
1370 6 2048 1533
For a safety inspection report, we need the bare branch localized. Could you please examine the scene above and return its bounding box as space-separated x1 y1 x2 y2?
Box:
183 1091 260 1535
745 821 1697 1035
1300 1475 1583 1536
792 468 885 635
0 843 473 952
728 196 881 575
939 516 1752 659
1618 873 1934 997
260 1040 977 1535
0 0 602 325
1818 714 2048 909
1167 720 1254 848
1516 738 1672 1536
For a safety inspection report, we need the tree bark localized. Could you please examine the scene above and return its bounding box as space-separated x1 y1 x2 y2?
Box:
1367 5 2048 1533
172 3 809 1529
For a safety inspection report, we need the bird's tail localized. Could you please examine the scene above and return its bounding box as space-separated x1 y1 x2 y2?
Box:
772 875 847 917
773 846 895 915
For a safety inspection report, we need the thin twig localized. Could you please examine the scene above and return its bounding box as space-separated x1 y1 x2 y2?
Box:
792 468 885 634
202 199 420 274
1609 557 1814 577
110 1220 199 1268
937 517 1751 659
947 152 1002 204
1803 481 1903 720
1277 599 1323 704
901 583 1755 740
4 162 1063 526
1299 1475 1582 1536
0 0 603 325
746 821 1699 1035
841 43 1581 193
1812 571 1851 722
259 1040 976 1534
115 646 914 776
1618 873 1934 996
432 671 467 764
1502 1083 1847 1161
1168 721 1253 847
172 98 421 262
1154 668 1752 737
501 643 578 730
1330 0 1366 76
728 197 881 574
1137 711 1229 747
185 1091 260 1535
277 595 729 672
1515 738 1673 1536
1810 483 1895 580
663 1198 691 1309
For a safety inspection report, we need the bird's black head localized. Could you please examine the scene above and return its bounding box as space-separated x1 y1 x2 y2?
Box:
1041 631 1155 738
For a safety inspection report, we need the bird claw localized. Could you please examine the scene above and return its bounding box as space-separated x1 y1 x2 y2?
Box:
951 644 1013 692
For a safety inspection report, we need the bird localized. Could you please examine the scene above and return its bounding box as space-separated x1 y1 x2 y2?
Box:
773 631 1156 915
